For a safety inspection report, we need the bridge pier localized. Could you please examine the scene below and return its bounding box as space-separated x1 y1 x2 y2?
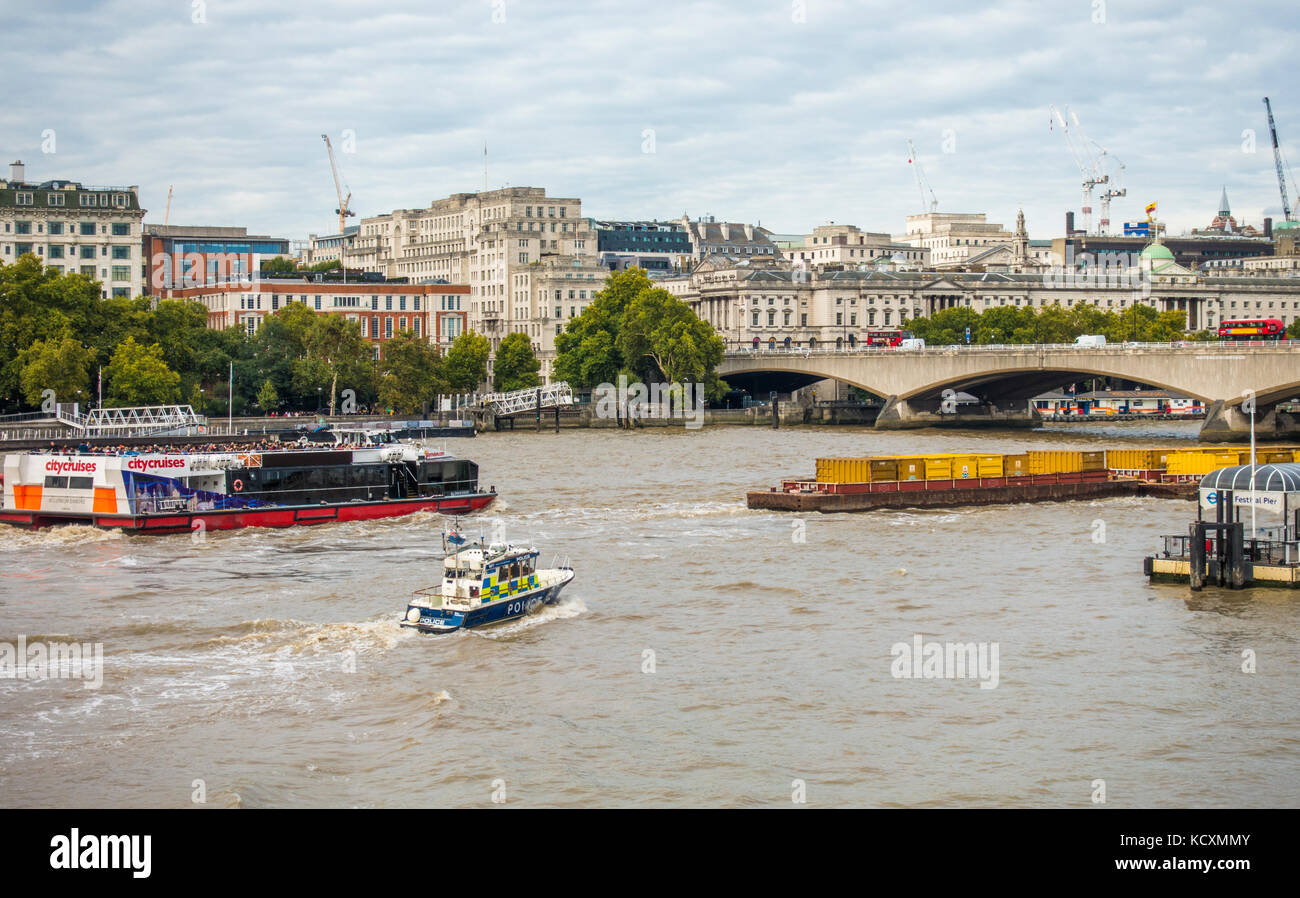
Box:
1199 400 1300 443
874 396 1042 431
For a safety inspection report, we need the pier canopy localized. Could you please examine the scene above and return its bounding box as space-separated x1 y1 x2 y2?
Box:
1199 463 1300 536
1201 462 1300 493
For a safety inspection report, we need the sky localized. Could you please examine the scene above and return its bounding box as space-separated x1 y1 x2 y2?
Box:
3 0 1299 244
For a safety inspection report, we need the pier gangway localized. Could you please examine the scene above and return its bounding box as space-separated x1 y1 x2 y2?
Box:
480 383 575 417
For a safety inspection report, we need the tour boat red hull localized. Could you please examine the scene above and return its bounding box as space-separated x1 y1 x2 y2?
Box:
0 492 496 534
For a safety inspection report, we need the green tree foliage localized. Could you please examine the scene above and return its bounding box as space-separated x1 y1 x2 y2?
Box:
105 336 181 406
261 257 298 276
378 330 447 414
443 331 491 392
18 335 95 408
554 268 726 394
907 302 1191 345
256 378 279 413
292 314 373 415
492 331 541 392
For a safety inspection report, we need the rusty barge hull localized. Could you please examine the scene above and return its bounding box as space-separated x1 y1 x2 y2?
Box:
748 474 1195 513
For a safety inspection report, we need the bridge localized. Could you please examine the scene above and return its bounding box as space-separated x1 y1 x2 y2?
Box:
718 343 1300 440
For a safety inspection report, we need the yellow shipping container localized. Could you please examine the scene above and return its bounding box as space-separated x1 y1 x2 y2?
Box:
1029 450 1082 475
1106 449 1159 470
946 455 981 480
896 457 926 481
1166 451 1241 476
1080 451 1106 472
924 457 953 480
976 455 1004 477
869 458 898 482
1004 454 1031 475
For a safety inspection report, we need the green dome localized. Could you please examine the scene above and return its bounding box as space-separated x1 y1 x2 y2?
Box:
1140 243 1175 261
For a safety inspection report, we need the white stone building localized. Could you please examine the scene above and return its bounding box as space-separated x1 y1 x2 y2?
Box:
0 160 145 298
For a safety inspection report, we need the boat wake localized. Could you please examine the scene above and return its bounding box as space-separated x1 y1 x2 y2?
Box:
472 597 588 639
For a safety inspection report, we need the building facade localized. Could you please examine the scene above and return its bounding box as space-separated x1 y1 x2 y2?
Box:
0 160 145 298
662 248 1300 349
160 279 469 351
899 212 1015 267
142 224 290 294
787 223 928 268
591 219 693 272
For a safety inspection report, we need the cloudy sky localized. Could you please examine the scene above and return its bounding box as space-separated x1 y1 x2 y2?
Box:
4 0 1298 243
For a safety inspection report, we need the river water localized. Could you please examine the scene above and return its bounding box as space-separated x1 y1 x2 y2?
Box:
2 422 1297 808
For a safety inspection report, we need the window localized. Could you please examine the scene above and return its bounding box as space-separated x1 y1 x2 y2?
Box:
80 246 95 259
385 297 392 310
385 318 393 338
111 266 130 281
399 296 406 311
112 245 129 259
14 221 32 235
413 297 420 311
14 192 33 206
47 245 64 259
48 221 63 235
111 223 129 236
79 194 95 207
47 192 65 206
80 222 95 236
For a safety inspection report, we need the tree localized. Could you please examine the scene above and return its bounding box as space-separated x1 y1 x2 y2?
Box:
18 335 95 409
492 331 541 392
554 269 652 387
443 331 491 391
618 287 724 386
261 257 298 276
292 314 372 415
105 336 181 406
256 378 279 412
379 330 447 414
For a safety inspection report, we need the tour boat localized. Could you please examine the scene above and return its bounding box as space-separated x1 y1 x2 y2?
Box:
0 443 495 534
400 534 575 633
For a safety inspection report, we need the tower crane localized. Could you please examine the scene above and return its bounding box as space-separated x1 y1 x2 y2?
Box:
906 139 939 214
1051 105 1107 235
163 185 173 226
1263 97 1296 223
321 133 355 235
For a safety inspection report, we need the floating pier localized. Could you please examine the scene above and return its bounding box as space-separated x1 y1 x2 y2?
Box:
1145 463 1300 589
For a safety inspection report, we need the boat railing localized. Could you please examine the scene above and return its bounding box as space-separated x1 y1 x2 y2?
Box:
549 553 572 571
1159 533 1300 565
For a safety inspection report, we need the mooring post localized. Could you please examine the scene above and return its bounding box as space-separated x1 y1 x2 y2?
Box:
1228 521 1247 589
1189 522 1206 591
535 387 542 432
771 391 779 429
554 405 559 433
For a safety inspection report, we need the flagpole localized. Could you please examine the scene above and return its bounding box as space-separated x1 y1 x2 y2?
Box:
228 360 233 434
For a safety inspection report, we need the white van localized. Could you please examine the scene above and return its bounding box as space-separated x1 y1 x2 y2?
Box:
898 338 927 350
1074 334 1107 348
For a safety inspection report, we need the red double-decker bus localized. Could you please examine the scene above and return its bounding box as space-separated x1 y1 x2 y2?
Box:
1217 318 1286 341
865 328 915 347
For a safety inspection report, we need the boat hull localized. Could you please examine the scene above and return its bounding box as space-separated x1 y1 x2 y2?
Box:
401 571 574 634
0 492 496 534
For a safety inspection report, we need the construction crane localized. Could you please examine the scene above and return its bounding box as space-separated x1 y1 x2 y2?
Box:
1051 104 1108 235
1093 150 1126 236
906 139 939 214
163 185 173 225
321 133 355 235
1263 97 1296 223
